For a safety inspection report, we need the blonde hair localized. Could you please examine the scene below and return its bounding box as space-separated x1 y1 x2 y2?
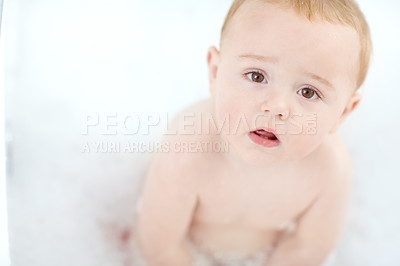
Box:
220 0 372 89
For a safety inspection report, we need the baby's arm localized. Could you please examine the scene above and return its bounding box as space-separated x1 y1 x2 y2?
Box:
265 163 353 266
135 135 198 266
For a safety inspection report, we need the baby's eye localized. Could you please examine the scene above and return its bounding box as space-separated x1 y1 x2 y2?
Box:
246 71 267 83
297 87 320 100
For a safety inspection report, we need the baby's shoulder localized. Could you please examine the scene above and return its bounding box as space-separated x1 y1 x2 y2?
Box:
162 97 218 146
154 97 220 175
311 133 354 186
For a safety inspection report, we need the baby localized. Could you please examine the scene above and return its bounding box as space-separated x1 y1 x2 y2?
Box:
135 0 372 265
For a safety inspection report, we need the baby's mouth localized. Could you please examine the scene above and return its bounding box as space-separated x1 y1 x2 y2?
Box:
248 129 280 148
252 129 278 141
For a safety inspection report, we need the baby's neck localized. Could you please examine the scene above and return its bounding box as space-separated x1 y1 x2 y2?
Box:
221 146 295 178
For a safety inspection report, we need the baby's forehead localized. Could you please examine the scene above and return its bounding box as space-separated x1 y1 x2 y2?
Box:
225 5 358 51
225 2 359 51
225 1 357 40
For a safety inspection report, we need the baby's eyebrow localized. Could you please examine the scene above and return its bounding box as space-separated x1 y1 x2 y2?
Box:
304 72 335 91
238 54 278 64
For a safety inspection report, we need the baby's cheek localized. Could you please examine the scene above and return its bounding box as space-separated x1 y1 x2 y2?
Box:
214 100 230 135
215 94 240 130
313 113 336 137
286 134 322 160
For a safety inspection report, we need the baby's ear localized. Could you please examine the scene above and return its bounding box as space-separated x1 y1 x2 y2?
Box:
329 92 362 133
207 46 220 96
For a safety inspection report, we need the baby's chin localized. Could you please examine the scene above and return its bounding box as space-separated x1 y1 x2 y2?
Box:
229 139 318 168
242 156 282 168
227 142 285 168
237 149 315 169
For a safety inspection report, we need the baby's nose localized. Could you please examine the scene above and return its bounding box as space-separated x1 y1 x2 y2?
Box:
260 99 290 120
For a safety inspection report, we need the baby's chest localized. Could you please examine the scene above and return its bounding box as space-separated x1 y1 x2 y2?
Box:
195 174 319 229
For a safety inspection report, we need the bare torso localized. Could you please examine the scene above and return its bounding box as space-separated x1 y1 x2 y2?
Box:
189 166 320 254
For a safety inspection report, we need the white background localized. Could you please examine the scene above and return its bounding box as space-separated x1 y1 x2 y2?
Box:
1 0 400 265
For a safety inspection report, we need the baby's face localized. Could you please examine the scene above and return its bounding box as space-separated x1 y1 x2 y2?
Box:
208 1 361 166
